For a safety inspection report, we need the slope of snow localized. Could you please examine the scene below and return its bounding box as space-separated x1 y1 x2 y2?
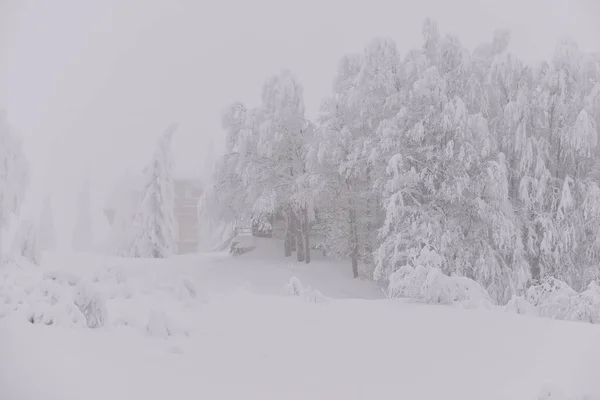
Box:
1 248 599 400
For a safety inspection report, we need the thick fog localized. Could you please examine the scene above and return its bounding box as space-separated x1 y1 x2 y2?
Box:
0 0 598 250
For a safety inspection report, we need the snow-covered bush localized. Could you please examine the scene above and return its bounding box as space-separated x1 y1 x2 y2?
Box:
74 283 107 329
281 277 329 304
526 277 577 307
523 278 600 324
563 281 600 324
145 310 172 339
526 277 577 320
282 276 304 297
505 296 538 316
302 287 329 304
387 265 493 309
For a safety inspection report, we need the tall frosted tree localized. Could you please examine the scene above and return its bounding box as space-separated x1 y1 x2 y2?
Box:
366 21 529 303
38 194 57 252
213 71 315 263
72 172 93 253
0 110 30 253
309 49 386 277
130 124 179 258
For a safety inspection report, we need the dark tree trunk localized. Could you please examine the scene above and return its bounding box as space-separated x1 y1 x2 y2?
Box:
349 207 359 278
365 167 373 264
295 212 305 262
284 211 293 257
303 207 311 264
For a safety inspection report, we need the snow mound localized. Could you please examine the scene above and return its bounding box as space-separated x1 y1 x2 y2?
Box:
387 265 493 309
282 277 329 304
537 383 600 400
42 270 81 286
538 384 567 400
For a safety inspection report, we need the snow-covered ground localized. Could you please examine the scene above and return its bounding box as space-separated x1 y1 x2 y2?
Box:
1 241 600 400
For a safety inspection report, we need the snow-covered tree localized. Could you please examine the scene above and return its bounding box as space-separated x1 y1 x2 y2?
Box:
72 172 93 253
129 123 179 258
309 47 389 277
519 39 600 289
38 194 57 252
368 21 529 303
10 219 41 265
0 110 30 252
212 71 316 263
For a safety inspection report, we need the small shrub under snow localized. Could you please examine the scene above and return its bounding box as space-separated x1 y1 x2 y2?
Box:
505 296 538 316
145 310 172 339
387 265 493 309
526 277 576 307
519 278 600 324
563 281 600 324
42 270 81 286
281 277 329 304
301 287 329 304
282 277 304 297
74 283 107 329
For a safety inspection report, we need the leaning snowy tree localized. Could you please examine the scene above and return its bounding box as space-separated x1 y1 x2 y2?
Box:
72 172 94 253
38 194 57 252
107 172 141 256
10 219 41 265
129 123 179 258
0 110 30 255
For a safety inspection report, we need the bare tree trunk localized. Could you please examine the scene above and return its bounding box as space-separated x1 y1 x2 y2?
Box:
303 207 310 264
365 167 373 265
349 207 359 278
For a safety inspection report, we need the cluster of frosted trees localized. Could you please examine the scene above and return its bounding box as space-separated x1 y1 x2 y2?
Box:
205 19 600 304
108 124 179 259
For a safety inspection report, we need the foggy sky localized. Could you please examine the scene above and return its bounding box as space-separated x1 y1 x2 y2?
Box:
0 0 599 250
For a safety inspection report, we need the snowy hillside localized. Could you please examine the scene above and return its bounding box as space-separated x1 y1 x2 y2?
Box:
1 250 600 400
